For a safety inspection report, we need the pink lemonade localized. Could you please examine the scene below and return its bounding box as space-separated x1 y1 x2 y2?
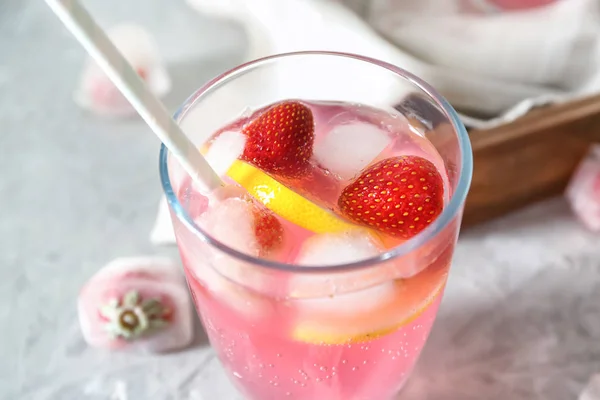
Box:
172 99 457 400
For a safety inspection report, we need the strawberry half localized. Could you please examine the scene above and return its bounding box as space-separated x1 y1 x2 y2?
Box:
338 156 444 239
253 208 284 255
242 101 315 178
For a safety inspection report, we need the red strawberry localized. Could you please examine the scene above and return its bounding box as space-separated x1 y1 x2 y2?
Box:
338 156 444 239
252 208 284 255
242 101 315 178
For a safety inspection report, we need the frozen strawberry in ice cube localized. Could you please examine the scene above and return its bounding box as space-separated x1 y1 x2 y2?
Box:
566 145 600 232
78 257 193 353
74 24 171 117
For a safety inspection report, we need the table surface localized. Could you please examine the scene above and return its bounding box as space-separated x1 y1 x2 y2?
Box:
2 1 600 399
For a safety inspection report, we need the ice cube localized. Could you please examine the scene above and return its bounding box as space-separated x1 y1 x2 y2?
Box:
566 145 600 231
292 230 398 335
187 198 275 319
196 197 260 257
78 257 193 353
185 252 274 321
293 279 400 343
74 24 171 117
205 130 247 177
313 122 392 180
296 230 382 266
298 281 397 317
291 230 390 298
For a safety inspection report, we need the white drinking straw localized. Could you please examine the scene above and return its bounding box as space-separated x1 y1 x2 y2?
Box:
45 0 225 193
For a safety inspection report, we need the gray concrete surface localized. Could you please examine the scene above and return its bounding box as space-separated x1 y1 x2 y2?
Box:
2 1 600 399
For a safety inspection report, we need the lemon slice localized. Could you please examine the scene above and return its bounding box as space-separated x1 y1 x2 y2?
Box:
292 263 448 345
226 160 357 234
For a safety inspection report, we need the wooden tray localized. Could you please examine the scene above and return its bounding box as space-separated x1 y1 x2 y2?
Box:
463 94 600 227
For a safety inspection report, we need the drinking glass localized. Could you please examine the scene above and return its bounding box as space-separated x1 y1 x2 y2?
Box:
160 51 473 400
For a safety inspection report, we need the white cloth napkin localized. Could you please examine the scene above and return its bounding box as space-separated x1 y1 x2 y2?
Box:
581 375 600 400
360 0 600 127
185 0 600 129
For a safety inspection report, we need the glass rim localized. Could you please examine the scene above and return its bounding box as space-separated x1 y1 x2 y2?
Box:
159 51 473 274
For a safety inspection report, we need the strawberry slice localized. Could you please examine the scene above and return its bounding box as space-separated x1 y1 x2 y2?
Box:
252 208 284 255
242 101 315 178
338 156 444 239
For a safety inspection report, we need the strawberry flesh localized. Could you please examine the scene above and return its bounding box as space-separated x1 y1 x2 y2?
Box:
253 208 284 255
338 156 444 239
242 101 315 178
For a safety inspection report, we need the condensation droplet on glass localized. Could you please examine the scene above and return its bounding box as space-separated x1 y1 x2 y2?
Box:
233 371 242 379
259 363 264 369
316 378 322 382
286 392 291 397
352 367 358 371
319 366 327 372
332 371 337 376
342 360 347 364
276 353 282 358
